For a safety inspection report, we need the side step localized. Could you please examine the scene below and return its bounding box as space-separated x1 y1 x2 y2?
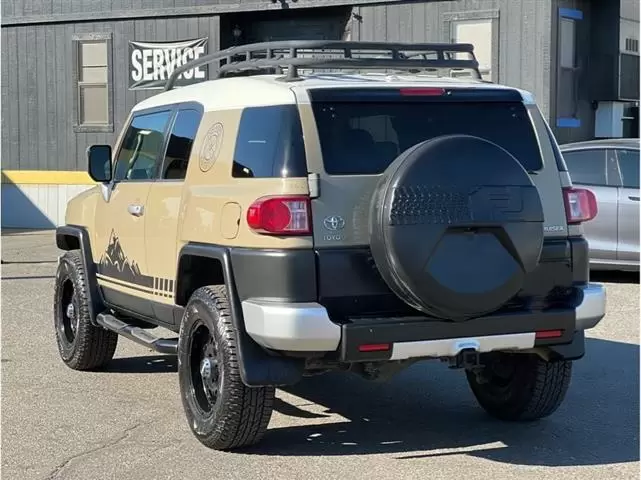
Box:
96 312 178 355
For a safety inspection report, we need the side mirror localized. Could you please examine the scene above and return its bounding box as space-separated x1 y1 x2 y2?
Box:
87 145 112 183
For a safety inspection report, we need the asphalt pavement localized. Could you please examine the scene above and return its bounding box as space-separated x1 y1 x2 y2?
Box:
1 230 639 480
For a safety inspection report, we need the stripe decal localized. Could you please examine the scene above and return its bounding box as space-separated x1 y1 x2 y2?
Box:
97 272 176 297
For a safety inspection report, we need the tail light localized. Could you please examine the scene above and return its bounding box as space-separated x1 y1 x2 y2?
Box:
247 195 312 235
563 187 598 224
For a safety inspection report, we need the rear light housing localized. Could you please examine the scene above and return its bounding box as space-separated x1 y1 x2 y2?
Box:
247 195 312 235
399 87 446 96
563 187 598 224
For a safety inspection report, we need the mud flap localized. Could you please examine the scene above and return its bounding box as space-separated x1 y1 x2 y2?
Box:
179 243 305 387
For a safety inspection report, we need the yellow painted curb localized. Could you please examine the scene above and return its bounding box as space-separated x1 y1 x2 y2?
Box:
1 170 97 185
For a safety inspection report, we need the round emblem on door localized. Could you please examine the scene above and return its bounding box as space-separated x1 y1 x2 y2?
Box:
199 122 224 172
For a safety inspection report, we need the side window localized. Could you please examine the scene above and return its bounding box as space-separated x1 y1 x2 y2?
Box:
232 105 307 178
617 149 640 189
161 109 202 180
562 149 607 186
113 110 172 182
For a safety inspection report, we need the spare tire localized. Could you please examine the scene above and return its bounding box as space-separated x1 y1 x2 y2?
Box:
369 134 544 321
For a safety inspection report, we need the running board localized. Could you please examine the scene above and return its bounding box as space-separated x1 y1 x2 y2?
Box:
96 313 178 355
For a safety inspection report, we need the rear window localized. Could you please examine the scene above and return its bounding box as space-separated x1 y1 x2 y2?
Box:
310 90 544 175
232 105 307 178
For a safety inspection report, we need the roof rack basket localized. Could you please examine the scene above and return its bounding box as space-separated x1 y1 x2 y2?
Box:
164 40 482 91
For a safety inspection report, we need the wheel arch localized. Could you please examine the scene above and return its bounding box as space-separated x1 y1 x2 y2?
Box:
176 242 304 387
55 225 105 325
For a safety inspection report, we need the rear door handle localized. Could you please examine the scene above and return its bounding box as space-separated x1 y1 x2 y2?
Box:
629 196 640 201
128 204 144 216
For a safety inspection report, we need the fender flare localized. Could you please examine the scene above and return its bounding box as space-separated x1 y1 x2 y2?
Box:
177 243 304 387
56 225 105 326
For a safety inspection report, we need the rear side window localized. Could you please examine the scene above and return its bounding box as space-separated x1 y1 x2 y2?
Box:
311 97 544 175
232 105 307 178
562 149 607 186
162 109 202 180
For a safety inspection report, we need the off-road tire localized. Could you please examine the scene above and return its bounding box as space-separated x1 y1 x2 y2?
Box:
466 352 572 421
54 250 118 370
178 285 275 451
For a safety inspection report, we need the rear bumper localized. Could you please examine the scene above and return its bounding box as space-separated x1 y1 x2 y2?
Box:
241 282 606 361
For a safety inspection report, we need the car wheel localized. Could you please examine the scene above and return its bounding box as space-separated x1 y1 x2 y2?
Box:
178 285 275 450
466 352 572 421
54 250 118 370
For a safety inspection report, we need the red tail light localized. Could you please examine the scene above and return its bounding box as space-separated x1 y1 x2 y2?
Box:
535 329 564 339
563 187 598 224
247 195 312 235
399 87 446 96
358 343 391 352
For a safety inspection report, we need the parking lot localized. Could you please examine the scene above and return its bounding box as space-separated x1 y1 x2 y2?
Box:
1 230 639 480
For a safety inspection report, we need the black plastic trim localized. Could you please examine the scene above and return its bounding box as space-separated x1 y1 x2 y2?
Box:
340 309 577 362
569 236 589 284
546 329 585 361
102 286 155 319
230 248 317 302
178 243 305 387
56 225 105 326
315 237 578 321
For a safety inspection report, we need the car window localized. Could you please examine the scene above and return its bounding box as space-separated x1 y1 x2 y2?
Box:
161 109 202 180
232 105 307 178
617 149 640 189
113 110 172 182
310 95 543 175
561 149 607 186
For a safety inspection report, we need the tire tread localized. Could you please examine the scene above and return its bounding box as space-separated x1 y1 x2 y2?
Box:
179 285 274 450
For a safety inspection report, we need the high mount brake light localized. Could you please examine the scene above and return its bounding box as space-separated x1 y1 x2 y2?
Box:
563 187 598 224
399 87 446 96
247 195 312 235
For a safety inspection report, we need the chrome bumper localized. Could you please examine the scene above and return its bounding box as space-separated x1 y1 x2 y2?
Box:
241 282 606 354
574 282 607 330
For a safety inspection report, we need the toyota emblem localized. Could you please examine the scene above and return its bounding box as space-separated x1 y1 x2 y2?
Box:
323 215 345 231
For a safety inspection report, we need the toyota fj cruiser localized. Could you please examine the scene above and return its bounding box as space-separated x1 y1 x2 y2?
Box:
54 41 606 451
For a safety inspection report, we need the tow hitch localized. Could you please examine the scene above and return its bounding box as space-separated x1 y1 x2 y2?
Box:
447 348 480 369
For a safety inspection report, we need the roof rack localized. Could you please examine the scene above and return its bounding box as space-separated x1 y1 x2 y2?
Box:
164 40 482 91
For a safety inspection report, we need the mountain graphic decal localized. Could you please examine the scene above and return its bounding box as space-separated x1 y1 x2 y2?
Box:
98 230 154 288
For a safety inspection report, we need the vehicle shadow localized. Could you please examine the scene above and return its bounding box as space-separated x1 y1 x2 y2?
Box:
102 355 177 374
242 337 639 467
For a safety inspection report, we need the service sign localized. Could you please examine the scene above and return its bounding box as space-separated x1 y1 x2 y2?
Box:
129 38 208 90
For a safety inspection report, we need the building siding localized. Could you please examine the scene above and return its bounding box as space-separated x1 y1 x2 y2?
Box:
352 0 553 119
1 16 220 171
551 0 595 144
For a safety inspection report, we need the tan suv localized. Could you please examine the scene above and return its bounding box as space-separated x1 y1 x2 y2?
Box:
54 41 607 451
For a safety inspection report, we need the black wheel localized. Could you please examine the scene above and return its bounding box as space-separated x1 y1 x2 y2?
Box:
178 285 275 450
54 250 118 370
466 352 572 421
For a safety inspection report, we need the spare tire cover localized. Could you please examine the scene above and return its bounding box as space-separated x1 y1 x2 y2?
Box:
369 134 544 321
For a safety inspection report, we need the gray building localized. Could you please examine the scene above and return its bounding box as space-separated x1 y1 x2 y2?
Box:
1 0 639 228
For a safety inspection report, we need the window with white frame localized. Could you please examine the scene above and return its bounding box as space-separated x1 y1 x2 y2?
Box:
73 33 113 132
451 18 494 81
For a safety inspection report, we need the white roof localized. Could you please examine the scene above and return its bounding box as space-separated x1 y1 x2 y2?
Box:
132 73 536 113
